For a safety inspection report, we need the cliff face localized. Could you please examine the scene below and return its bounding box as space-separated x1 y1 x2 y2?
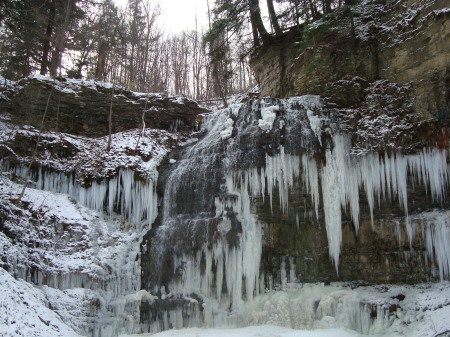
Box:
245 0 450 286
0 76 206 137
250 0 449 122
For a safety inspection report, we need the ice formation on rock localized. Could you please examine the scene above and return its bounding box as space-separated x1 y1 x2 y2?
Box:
2 163 157 227
141 96 449 334
1 159 159 336
225 134 448 271
1 95 449 336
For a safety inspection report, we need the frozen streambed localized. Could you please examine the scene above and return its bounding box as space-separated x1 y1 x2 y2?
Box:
117 280 450 337
3 265 450 337
121 326 359 337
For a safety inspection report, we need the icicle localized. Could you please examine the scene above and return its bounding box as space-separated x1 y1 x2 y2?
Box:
5 164 158 226
425 211 450 280
321 147 343 271
301 155 320 219
289 257 296 283
317 136 448 269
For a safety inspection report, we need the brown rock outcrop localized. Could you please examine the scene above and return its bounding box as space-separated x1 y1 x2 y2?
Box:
250 0 449 122
0 76 207 137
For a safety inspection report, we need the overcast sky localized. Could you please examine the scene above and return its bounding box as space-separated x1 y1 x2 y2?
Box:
114 0 210 35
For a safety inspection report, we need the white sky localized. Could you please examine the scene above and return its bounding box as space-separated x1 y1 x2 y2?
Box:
114 0 210 35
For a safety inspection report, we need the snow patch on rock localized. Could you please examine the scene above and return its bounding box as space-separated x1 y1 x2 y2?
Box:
258 105 278 131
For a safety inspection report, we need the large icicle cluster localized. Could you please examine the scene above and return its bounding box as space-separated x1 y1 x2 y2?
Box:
167 173 263 308
231 135 448 271
1 160 159 336
3 163 157 227
321 135 448 269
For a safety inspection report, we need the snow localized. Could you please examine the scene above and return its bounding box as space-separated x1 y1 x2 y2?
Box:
2 75 197 109
121 326 359 337
1 90 449 337
117 281 450 337
0 118 179 180
0 165 157 335
142 95 449 332
0 76 15 101
230 103 243 116
2 167 158 225
433 7 450 15
287 96 324 144
0 268 81 337
220 118 234 140
0 113 191 335
258 105 278 131
0 175 150 288
225 132 448 271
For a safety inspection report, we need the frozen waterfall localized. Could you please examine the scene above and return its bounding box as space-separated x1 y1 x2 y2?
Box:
140 97 449 333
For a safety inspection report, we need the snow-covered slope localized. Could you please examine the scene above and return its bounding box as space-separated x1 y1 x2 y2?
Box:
0 114 187 336
0 268 81 337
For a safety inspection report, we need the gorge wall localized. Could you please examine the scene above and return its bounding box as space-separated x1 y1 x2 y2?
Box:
137 96 449 333
0 1 449 333
136 1 450 330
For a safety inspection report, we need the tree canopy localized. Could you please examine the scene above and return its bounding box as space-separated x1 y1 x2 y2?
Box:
0 0 353 99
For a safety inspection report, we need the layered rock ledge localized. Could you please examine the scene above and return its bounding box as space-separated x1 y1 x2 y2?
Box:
0 76 207 137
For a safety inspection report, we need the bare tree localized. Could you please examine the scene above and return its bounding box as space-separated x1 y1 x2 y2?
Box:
106 83 114 151
18 86 54 201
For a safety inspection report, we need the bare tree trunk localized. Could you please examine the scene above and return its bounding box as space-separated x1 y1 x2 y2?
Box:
206 0 211 29
322 0 332 13
50 0 73 78
106 84 115 151
95 40 109 80
134 99 147 151
266 0 282 36
309 0 319 20
248 0 273 45
40 0 55 75
56 97 60 132
251 19 260 47
18 87 54 201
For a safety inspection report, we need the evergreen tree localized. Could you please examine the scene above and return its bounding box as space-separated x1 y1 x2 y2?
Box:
205 0 274 48
49 0 85 77
0 0 48 78
0 0 86 79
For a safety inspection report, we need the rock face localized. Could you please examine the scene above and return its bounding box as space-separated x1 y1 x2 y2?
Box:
250 0 449 122
0 76 206 137
245 0 450 289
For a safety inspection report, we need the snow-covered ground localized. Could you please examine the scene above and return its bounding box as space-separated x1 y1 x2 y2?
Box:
0 268 81 337
0 114 182 180
122 326 360 337
2 255 450 337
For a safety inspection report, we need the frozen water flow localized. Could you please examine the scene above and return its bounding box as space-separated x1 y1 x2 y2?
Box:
4 164 158 228
229 133 447 271
258 105 278 131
